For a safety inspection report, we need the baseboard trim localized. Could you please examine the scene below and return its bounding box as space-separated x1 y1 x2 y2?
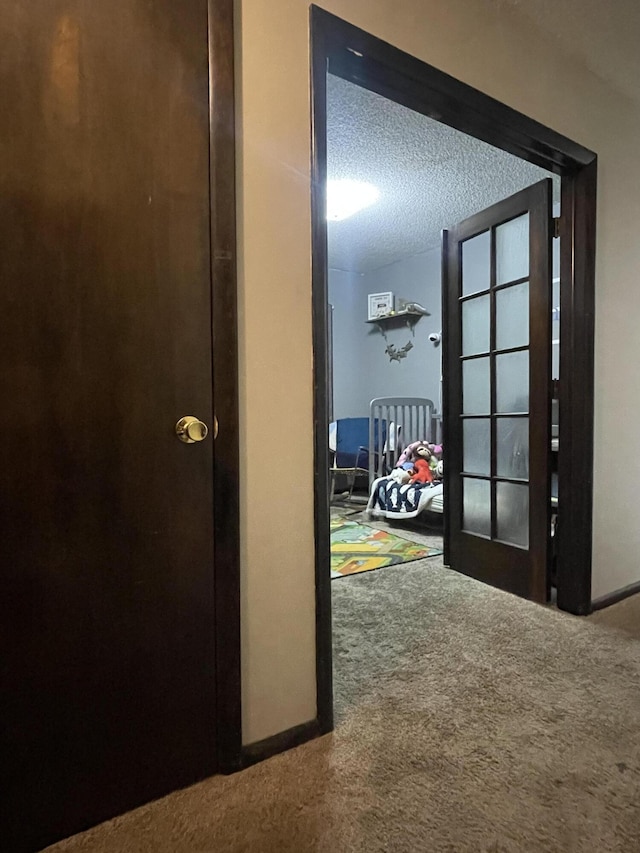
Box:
241 718 324 769
591 579 640 612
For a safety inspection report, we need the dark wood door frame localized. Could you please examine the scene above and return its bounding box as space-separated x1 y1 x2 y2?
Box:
208 0 242 774
209 0 242 774
311 6 597 734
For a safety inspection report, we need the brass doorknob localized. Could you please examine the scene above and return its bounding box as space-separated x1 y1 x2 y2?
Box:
175 416 209 443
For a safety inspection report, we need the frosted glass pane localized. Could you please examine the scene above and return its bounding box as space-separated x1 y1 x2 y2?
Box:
496 482 529 548
496 350 529 413
496 213 529 285
496 417 529 479
552 251 560 380
462 294 490 356
496 282 529 350
463 358 490 415
462 231 490 296
463 419 491 475
463 477 491 537
552 339 560 381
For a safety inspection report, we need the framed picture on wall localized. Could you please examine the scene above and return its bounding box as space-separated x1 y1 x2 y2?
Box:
368 291 394 320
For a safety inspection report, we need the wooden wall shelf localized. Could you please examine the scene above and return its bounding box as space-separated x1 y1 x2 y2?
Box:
366 309 429 334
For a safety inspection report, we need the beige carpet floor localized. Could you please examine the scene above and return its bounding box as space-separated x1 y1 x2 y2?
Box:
44 540 640 853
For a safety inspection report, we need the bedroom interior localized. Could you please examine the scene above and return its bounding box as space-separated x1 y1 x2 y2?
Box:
326 72 563 665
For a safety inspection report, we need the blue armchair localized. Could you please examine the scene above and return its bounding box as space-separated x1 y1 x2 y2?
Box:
329 417 387 503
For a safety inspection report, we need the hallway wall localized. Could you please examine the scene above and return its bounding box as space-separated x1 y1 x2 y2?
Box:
236 0 640 743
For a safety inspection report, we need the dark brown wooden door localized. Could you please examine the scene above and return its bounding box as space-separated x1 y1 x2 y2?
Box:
443 179 552 602
1 3 217 850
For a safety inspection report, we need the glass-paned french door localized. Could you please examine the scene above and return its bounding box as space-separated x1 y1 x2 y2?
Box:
443 179 552 602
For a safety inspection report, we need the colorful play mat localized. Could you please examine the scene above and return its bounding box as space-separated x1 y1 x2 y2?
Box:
330 517 443 578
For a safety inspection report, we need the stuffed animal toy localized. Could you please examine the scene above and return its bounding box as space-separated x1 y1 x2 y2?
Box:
394 440 443 484
409 457 433 484
414 443 433 462
409 444 434 484
395 441 425 469
389 467 411 484
425 444 444 481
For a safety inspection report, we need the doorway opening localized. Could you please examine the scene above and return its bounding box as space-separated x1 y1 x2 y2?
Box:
311 7 596 732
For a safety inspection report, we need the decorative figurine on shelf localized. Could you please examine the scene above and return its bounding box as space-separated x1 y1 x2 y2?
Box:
405 302 429 315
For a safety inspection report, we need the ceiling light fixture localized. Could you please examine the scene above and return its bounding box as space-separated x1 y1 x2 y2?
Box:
327 179 379 221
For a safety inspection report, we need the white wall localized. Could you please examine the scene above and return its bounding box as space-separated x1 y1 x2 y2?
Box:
236 0 640 743
363 251 442 410
330 249 442 420
327 267 367 418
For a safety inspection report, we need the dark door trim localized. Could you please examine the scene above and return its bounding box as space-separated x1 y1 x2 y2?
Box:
311 5 597 732
556 161 597 614
209 0 242 772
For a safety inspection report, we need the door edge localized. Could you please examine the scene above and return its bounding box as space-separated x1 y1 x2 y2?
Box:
209 0 243 773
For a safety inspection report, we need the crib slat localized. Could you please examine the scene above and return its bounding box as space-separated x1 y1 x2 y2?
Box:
368 397 437 489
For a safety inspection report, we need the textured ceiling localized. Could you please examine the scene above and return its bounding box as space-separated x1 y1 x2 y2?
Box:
327 74 559 273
